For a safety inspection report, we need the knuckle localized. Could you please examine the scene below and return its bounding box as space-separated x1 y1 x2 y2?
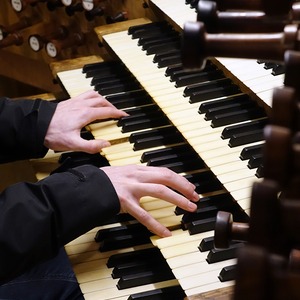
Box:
138 209 150 222
159 167 174 181
154 184 167 196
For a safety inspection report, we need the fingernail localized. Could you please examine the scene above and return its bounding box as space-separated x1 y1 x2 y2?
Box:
188 201 197 210
193 191 200 201
162 229 172 237
102 142 111 148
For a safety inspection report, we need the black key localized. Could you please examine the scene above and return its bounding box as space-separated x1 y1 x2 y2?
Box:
94 80 141 95
130 24 173 39
146 151 199 166
219 264 237 282
134 133 180 150
264 62 276 70
240 143 264 160
199 94 250 114
190 0 200 8
56 151 109 169
112 256 166 278
122 115 170 133
157 158 206 173
221 118 268 139
192 176 223 194
153 49 180 63
99 232 151 252
128 285 186 300
85 66 124 79
131 24 173 39
106 90 153 109
255 164 264 178
91 74 134 86
95 223 149 241
271 64 285 76
175 193 233 215
138 30 179 46
165 64 183 76
95 222 148 242
133 130 184 151
128 21 170 35
228 128 264 147
117 268 174 289
198 236 215 252
123 104 160 114
190 84 240 104
181 201 234 228
107 247 161 268
187 216 217 235
205 100 256 121
211 106 266 128
170 62 216 81
187 203 247 235
248 153 263 169
90 73 125 85
142 36 179 51
183 78 232 97
175 69 225 87
146 41 180 55
82 61 122 77
82 61 114 73
157 53 182 68
129 126 176 143
141 143 190 163
118 106 161 126
206 243 244 263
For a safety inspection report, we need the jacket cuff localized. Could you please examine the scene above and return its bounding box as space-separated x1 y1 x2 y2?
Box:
43 165 121 245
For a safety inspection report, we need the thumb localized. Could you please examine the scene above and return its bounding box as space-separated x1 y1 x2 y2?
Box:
75 138 111 154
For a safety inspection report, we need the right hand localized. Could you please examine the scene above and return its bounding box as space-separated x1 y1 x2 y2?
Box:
101 165 199 237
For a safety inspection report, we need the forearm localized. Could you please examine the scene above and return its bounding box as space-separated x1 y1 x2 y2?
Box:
0 97 57 162
0 165 120 281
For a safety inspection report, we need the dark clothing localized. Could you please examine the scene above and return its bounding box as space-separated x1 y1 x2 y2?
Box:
0 248 84 300
0 97 120 281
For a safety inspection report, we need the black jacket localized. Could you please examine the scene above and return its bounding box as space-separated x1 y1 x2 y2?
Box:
0 97 120 281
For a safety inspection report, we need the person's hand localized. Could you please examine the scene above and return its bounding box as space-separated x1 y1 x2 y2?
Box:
44 91 127 153
101 165 199 237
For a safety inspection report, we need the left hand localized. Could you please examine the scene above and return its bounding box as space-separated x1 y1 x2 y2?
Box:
44 91 128 153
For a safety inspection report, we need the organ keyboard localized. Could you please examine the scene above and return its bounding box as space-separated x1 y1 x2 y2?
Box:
51 1 287 299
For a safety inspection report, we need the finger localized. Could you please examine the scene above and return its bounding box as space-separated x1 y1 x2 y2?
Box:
135 183 198 212
85 96 116 108
72 91 112 108
133 166 199 202
126 203 172 238
77 90 101 100
84 107 128 124
70 137 111 154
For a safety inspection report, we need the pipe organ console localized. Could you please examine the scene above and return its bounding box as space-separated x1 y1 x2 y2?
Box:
31 1 296 299
3 0 300 299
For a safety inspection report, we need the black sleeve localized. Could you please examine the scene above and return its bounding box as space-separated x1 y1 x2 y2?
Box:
0 164 120 281
0 97 57 163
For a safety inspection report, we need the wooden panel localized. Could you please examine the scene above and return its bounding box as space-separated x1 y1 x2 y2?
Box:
0 160 37 192
0 0 149 95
